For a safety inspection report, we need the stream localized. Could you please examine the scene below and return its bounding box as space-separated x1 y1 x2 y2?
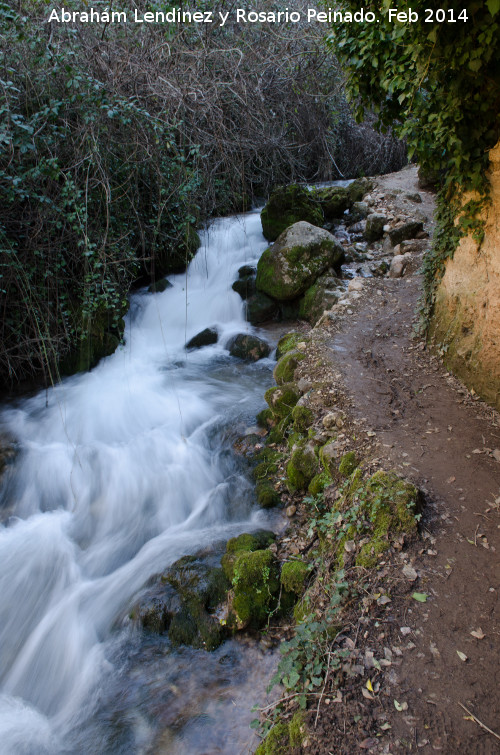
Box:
0 210 281 754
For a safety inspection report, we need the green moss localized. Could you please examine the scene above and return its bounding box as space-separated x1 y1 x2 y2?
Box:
291 405 313 433
308 470 333 496
275 332 304 360
255 722 290 755
232 549 280 628
281 560 309 594
332 470 421 569
298 275 343 323
286 442 318 491
347 177 373 204
256 408 274 428
265 383 301 419
256 481 281 508
338 451 358 477
288 712 306 747
260 184 324 242
273 350 305 385
318 442 339 476
222 531 276 581
312 186 350 220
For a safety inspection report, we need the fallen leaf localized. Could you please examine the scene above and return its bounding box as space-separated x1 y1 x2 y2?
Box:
362 688 374 701
359 739 378 750
366 679 374 693
380 722 391 731
394 699 408 712
412 592 428 603
378 595 391 605
456 650 468 662
470 628 485 640
447 476 456 484
492 449 500 462
472 448 483 454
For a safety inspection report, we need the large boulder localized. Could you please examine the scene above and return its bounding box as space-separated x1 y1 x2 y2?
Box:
227 333 270 361
256 222 344 302
260 185 324 242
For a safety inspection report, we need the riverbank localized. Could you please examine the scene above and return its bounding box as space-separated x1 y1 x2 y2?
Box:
254 166 500 754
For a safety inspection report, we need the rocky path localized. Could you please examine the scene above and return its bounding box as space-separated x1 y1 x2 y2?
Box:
322 168 500 753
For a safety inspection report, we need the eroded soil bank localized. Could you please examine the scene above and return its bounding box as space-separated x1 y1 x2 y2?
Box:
256 166 500 754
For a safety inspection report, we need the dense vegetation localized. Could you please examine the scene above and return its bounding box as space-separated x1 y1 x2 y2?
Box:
0 0 406 389
332 0 500 325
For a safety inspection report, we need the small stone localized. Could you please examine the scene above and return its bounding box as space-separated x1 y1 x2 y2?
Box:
286 505 297 518
348 277 364 292
402 564 418 581
389 255 407 278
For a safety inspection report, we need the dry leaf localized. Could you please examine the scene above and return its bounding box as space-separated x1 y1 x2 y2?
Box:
456 650 468 662
394 700 408 712
470 628 485 640
446 476 456 484
362 688 374 701
359 738 378 750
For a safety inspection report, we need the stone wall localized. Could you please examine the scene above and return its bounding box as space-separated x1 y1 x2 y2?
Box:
431 141 500 410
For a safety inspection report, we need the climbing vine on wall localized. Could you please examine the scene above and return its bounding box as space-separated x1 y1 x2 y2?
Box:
329 0 500 326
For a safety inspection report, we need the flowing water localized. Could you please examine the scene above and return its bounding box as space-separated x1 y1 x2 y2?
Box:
0 210 280 754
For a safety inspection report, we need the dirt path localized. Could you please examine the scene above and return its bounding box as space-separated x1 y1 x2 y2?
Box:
323 169 500 752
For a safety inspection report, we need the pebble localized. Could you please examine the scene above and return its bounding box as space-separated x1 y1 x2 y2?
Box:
286 505 297 518
348 277 364 292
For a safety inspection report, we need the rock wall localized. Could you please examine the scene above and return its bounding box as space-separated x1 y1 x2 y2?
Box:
431 141 500 410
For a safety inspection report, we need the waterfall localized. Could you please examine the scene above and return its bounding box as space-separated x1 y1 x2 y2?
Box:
0 210 276 753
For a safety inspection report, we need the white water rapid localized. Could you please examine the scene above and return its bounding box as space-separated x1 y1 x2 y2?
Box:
0 210 277 754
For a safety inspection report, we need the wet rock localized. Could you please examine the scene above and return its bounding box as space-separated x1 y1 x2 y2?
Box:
261 185 323 242
245 292 279 325
148 278 173 293
232 275 256 300
227 333 270 361
256 222 344 302
186 327 218 350
238 264 257 277
286 505 297 518
365 213 388 242
388 221 424 247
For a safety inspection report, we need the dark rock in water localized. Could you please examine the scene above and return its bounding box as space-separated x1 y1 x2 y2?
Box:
245 292 279 324
133 554 231 651
185 327 218 350
260 184 324 241
232 275 257 300
148 278 173 293
227 333 271 361
388 221 424 246
238 264 257 277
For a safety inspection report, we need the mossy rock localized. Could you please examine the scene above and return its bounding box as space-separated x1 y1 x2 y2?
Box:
281 560 309 594
347 177 373 203
275 332 305 360
256 713 306 754
256 222 343 302
222 530 276 581
338 451 358 477
286 441 318 491
232 549 280 628
273 350 305 385
256 408 274 428
313 185 350 220
308 470 333 496
265 383 301 419
319 441 341 476
334 471 422 569
298 274 343 324
291 405 313 433
261 185 323 242
256 481 281 509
